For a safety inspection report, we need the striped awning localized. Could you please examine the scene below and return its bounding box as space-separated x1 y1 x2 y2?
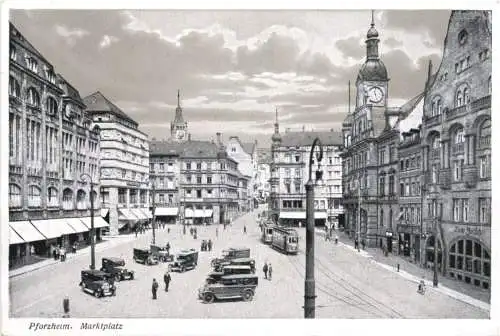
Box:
100 208 109 217
118 208 138 221
9 221 46 243
142 208 153 219
9 226 25 245
130 208 148 220
30 219 76 239
65 218 89 233
80 216 110 229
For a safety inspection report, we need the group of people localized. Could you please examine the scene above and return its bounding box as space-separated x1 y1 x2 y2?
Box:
190 227 198 239
262 262 273 280
151 270 172 299
201 239 213 252
354 237 366 251
50 244 72 262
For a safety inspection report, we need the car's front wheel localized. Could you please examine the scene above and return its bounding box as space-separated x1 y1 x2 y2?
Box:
203 292 215 303
94 290 102 298
180 266 186 273
115 274 121 282
130 273 134 280
242 289 254 302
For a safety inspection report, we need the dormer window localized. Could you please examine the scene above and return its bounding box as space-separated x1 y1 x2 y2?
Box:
44 67 56 84
458 29 468 45
26 57 38 73
10 45 16 61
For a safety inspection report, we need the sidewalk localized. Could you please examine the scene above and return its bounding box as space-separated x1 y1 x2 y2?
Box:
9 234 137 278
315 228 490 312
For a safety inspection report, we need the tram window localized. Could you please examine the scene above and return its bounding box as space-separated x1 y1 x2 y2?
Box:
474 242 482 257
449 255 455 268
466 240 473 256
458 240 464 254
483 262 490 277
474 279 481 287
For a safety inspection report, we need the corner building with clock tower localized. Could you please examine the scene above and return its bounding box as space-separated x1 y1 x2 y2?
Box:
170 90 189 142
341 14 425 249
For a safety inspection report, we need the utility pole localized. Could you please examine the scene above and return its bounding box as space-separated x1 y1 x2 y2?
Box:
151 182 156 245
81 173 95 270
433 214 439 287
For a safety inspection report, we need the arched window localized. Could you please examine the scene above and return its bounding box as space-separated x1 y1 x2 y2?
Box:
10 44 16 61
63 188 73 210
45 97 58 115
388 174 395 195
26 87 40 107
456 90 463 107
479 119 491 149
432 136 441 149
463 87 470 104
47 187 59 207
9 76 20 98
431 96 442 116
358 120 362 134
455 129 464 144
389 209 393 230
9 184 22 207
28 185 41 207
456 84 470 107
380 209 384 227
448 239 490 289
77 190 87 210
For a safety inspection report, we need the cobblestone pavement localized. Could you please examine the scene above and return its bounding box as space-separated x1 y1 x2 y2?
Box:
9 209 488 318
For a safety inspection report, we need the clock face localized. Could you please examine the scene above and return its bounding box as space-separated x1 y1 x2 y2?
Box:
368 87 384 103
177 130 185 140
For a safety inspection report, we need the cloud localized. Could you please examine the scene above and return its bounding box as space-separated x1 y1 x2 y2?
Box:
54 24 89 45
335 36 365 60
384 37 403 48
99 35 119 49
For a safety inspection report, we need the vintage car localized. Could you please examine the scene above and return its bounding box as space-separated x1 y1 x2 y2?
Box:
210 247 250 268
213 257 256 273
150 244 174 263
79 270 116 298
168 249 198 272
207 265 253 283
133 248 159 265
100 257 135 281
198 274 258 303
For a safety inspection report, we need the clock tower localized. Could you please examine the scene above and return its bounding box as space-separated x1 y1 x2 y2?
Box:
355 11 389 108
170 89 189 142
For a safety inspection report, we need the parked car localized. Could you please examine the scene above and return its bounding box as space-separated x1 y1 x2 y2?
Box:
210 247 250 268
150 244 174 263
198 274 258 303
213 257 256 273
79 270 116 298
168 249 198 273
207 265 253 283
133 248 158 265
100 257 135 281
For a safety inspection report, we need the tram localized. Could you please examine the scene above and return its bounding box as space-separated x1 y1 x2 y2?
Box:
261 222 275 244
271 226 299 254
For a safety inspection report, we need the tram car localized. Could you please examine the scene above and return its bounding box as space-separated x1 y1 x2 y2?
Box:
271 226 299 254
261 222 275 244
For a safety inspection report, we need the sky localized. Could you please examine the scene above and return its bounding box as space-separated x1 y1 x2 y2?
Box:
10 9 451 147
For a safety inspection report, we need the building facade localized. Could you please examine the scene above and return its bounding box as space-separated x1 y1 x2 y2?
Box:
256 148 271 202
8 23 107 268
270 112 344 228
83 92 151 235
420 10 491 289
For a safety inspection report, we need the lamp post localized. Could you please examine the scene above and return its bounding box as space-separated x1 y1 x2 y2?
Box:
151 182 156 245
80 173 95 270
433 211 440 287
304 137 323 319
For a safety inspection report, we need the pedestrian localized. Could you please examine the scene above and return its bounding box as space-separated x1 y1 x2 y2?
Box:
166 242 170 255
152 278 159 299
62 295 70 318
335 234 339 245
51 244 56 260
201 240 206 251
208 239 213 252
361 239 366 250
55 245 60 261
167 227 171 234
135 228 138 238
163 271 171 292
263 262 268 279
268 263 273 280
72 242 78 254
243 225 247 234
354 238 358 250
216 227 218 238
30 244 35 256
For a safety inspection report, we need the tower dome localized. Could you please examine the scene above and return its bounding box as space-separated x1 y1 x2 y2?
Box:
357 59 388 81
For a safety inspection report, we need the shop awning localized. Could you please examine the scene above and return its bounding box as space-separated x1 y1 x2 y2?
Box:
80 216 110 229
9 226 25 245
315 212 327 219
65 218 89 233
100 208 109 217
130 208 147 220
279 212 306 219
185 208 194 218
118 208 138 221
155 207 178 216
9 221 46 243
194 209 205 218
142 208 153 219
30 219 77 240
204 209 213 217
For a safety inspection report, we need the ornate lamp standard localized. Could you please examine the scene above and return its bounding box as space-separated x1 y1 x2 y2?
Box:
304 138 324 318
80 173 96 270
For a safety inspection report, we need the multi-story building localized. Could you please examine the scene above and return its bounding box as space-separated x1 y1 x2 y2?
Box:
8 23 107 268
420 10 491 289
341 15 424 248
270 110 344 227
83 92 151 235
256 148 272 202
226 136 257 211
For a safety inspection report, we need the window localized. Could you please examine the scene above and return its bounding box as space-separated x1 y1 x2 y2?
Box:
47 187 58 207
122 169 126 179
285 184 291 194
400 183 404 196
9 76 20 98
63 188 73 210
186 162 191 170
196 190 202 198
28 185 41 207
196 163 202 170
294 182 301 193
159 163 164 171
207 176 212 184
432 164 439 184
285 168 290 177
10 45 16 60
9 184 22 207
431 96 442 116
295 169 301 178
458 29 468 45
452 199 461 221
479 156 490 179
453 160 464 181
231 147 236 152
462 199 469 223
196 175 202 184
380 209 384 227
77 190 87 209
449 239 489 288
27 87 40 107
456 84 470 107
379 176 385 196
478 198 490 224
388 175 395 195
26 57 38 73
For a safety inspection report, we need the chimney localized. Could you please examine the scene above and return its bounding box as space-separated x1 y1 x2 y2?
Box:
216 132 222 145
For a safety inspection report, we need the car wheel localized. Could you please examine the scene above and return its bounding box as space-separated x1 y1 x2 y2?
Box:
180 266 185 273
130 273 134 280
203 292 215 303
115 274 121 282
242 290 254 302
112 289 116 296
94 290 102 298
210 259 216 267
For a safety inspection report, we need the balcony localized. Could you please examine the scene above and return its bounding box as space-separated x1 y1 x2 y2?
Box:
479 136 490 148
446 105 467 120
425 114 442 127
438 168 451 190
9 165 22 175
463 165 478 188
452 142 464 154
471 95 491 111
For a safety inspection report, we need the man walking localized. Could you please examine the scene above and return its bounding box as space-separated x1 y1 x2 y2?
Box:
152 278 159 299
208 239 213 252
263 262 268 279
268 263 273 280
243 225 247 234
163 271 171 292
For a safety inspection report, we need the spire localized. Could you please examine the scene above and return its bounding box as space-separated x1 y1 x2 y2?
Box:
365 10 380 60
371 10 374 26
272 106 281 143
177 89 180 107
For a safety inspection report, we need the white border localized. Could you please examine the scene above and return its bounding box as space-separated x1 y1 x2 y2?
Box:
1 1 499 336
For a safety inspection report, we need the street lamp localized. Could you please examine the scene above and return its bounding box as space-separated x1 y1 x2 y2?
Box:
433 209 440 287
304 137 323 319
150 182 156 245
80 173 96 270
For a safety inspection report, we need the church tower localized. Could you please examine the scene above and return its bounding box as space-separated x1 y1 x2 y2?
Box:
170 90 189 142
355 11 389 109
